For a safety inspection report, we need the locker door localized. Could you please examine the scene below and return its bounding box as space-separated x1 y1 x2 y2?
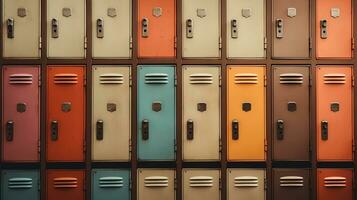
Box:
273 66 310 161
227 169 265 200
137 169 175 200
92 169 131 200
316 0 352 58
47 170 84 200
227 0 266 58
183 66 221 161
272 0 310 58
3 0 40 58
183 169 220 200
92 0 132 58
316 66 353 161
92 66 131 161
46 66 85 162
273 169 310 200
1 170 39 200
317 169 353 200
2 66 40 162
138 0 176 58
47 0 85 58
227 66 266 161
182 0 221 58
137 65 176 161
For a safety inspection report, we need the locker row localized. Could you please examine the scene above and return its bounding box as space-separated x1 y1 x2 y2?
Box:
2 65 354 163
0 168 354 200
2 0 354 59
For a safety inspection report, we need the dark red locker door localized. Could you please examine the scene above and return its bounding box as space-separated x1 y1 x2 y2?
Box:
46 170 85 200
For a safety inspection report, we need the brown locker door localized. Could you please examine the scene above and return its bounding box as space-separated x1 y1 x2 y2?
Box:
273 169 310 200
317 169 353 200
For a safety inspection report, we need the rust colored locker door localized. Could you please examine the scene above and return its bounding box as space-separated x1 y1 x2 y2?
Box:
272 0 310 58
183 169 220 200
273 66 310 161
138 0 176 58
273 169 310 200
46 170 85 200
317 169 353 200
46 66 85 162
227 66 266 161
316 66 354 161
316 0 352 58
2 66 40 162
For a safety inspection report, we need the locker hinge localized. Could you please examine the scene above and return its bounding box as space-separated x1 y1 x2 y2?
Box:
264 37 267 49
38 140 41 153
219 139 222 152
219 178 222 189
264 178 267 190
219 37 222 49
83 178 86 191
174 37 177 49
309 77 312 87
129 37 133 49
84 77 87 86
38 179 41 191
129 179 132 190
309 38 312 49
38 76 42 87
84 37 88 49
129 139 132 153
264 76 267 87
174 75 177 86
352 75 355 87
264 140 268 152
174 139 177 152
352 143 355 153
219 75 222 87
174 178 177 189
129 75 133 87
83 141 86 152
39 37 42 49
352 38 355 50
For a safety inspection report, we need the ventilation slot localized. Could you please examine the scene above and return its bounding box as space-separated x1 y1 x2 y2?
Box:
234 73 258 84
190 74 213 84
280 176 304 187
145 73 168 84
99 177 123 188
99 74 124 84
189 176 213 187
144 176 169 187
53 177 78 188
9 74 33 84
324 177 347 187
54 74 78 84
280 73 304 84
323 74 346 84
234 176 259 187
8 178 33 189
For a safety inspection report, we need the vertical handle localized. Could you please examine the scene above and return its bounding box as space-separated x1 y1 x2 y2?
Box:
6 120 14 141
51 18 59 38
232 119 239 140
186 19 193 38
231 19 238 38
96 18 104 38
187 119 194 140
276 19 283 38
320 19 328 39
7 18 14 38
142 119 149 140
51 120 58 141
321 120 328 140
96 120 104 140
277 120 284 140
142 18 149 37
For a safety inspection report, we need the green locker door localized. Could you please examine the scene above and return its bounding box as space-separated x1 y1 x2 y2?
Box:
1 170 39 200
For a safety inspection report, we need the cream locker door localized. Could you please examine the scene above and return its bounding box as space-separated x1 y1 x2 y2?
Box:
3 0 41 58
183 66 221 161
182 0 221 58
47 0 85 58
227 0 266 58
92 0 131 58
92 66 131 161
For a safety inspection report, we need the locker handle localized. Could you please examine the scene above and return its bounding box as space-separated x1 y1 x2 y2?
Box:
142 18 149 38
6 120 14 141
51 18 59 38
321 120 328 140
320 19 328 39
276 19 283 38
7 18 14 38
231 19 238 38
51 120 58 141
142 119 149 140
187 119 194 140
96 18 104 38
277 120 284 140
232 119 239 140
186 19 193 38
96 120 104 140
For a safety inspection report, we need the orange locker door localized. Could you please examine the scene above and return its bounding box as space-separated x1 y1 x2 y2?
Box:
316 66 354 161
317 169 353 200
46 170 85 200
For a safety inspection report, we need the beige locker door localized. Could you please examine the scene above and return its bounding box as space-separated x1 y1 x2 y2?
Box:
3 0 40 58
183 169 220 200
92 0 132 58
92 66 131 161
183 66 221 161
227 0 266 58
47 0 85 58
182 0 221 58
137 169 176 200
228 169 266 200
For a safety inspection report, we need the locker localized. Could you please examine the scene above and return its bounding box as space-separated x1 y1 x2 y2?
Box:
183 169 220 200
137 169 175 200
227 169 265 200
183 66 221 161
316 66 354 161
47 0 86 58
46 66 85 162
273 169 310 200
317 169 353 200
182 0 221 58
92 169 130 200
227 0 266 58
272 66 310 161
3 0 41 58
92 0 132 58
272 0 310 58
316 0 352 58
137 65 176 161
138 0 176 58
1 170 39 200
2 66 40 162
46 170 85 200
92 66 131 161
227 66 266 161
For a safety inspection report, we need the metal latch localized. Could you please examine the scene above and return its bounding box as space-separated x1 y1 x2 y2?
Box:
187 119 194 140
321 120 328 140
186 19 193 38
231 19 238 38
6 120 14 141
277 120 284 140
142 18 149 37
51 18 59 38
7 18 14 38
320 19 328 39
96 18 104 38
232 119 239 140
96 120 104 140
276 19 283 38
51 120 58 141
142 119 149 140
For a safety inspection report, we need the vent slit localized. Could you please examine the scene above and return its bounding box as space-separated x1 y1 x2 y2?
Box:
144 176 169 187
190 73 213 84
234 73 258 84
145 73 169 84
234 176 259 187
9 74 33 84
99 177 124 188
324 177 347 187
323 74 346 84
8 178 33 189
53 177 78 188
280 176 304 187
54 74 78 84
100 73 124 84
280 73 304 84
189 176 213 187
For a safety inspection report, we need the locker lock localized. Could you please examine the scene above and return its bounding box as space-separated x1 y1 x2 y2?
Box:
51 120 58 141
276 19 284 38
232 119 239 140
186 19 193 38
142 119 149 140
51 18 59 38
142 18 149 38
96 120 104 140
96 18 104 38
231 19 238 38
187 119 194 140
7 18 14 39
321 120 328 141
277 120 284 140
320 19 328 39
6 120 14 142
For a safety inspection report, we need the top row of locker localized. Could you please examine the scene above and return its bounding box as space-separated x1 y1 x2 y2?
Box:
2 0 354 59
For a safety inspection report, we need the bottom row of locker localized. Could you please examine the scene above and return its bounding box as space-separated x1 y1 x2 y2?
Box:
0 168 353 200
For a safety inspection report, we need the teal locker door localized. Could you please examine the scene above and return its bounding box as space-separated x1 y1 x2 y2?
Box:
137 65 176 161
1 170 39 200
92 169 130 200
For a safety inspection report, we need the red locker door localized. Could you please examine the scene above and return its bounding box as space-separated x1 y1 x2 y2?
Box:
46 170 85 200
2 66 40 162
46 66 85 162
317 169 353 200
